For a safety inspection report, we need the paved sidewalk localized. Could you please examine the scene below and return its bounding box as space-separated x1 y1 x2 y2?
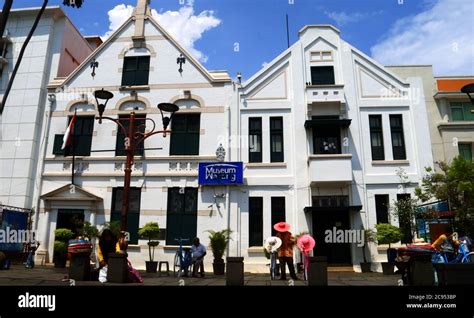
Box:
0 265 399 286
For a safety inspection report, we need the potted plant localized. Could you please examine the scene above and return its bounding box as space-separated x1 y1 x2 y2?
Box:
138 222 161 273
375 223 402 275
53 228 74 268
360 228 376 273
207 229 232 275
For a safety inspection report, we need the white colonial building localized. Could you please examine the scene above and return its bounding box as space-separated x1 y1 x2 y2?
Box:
34 0 234 266
232 25 433 271
0 6 96 209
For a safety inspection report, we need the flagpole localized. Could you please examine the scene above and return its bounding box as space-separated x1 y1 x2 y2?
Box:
71 109 76 185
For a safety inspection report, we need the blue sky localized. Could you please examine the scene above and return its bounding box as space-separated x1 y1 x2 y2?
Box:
12 0 474 78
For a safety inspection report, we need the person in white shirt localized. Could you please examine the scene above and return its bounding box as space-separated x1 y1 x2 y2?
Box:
190 237 206 277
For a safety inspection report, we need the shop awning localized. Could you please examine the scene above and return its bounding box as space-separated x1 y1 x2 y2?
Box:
304 118 352 128
304 205 362 213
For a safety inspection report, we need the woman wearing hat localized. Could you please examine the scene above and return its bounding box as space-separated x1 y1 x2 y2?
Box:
274 222 298 281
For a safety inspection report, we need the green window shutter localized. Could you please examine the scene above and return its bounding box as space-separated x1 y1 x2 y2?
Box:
170 114 200 155
121 56 150 86
451 106 464 121
165 188 197 245
463 103 474 121
53 134 65 155
459 144 473 162
110 188 141 244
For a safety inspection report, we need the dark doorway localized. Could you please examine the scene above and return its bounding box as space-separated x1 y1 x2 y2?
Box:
312 210 351 264
57 209 85 236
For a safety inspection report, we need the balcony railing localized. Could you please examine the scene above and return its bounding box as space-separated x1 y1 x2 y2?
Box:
308 154 352 184
306 84 345 104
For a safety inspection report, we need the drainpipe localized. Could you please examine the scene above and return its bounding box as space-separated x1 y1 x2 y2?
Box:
32 93 55 253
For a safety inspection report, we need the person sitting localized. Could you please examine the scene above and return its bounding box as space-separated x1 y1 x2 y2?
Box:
190 237 206 277
97 229 121 268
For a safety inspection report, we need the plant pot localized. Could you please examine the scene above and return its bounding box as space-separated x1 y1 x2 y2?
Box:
360 262 372 273
54 253 67 268
381 262 394 275
213 258 225 275
146 261 158 273
387 248 397 263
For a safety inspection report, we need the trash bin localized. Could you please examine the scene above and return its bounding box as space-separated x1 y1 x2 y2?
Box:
69 253 91 281
434 263 474 285
226 257 244 286
408 253 435 286
308 256 328 286
107 253 128 283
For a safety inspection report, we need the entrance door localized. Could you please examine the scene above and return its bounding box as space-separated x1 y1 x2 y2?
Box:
57 209 85 236
312 210 351 264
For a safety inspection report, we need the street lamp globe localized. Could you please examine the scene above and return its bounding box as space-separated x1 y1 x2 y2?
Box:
94 89 114 123
158 103 179 132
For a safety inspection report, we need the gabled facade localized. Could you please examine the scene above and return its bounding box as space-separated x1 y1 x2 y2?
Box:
35 0 233 264
234 25 433 270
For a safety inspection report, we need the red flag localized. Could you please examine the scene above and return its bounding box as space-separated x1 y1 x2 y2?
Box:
62 115 76 150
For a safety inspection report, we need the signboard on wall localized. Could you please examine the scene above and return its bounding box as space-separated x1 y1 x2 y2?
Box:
198 162 244 185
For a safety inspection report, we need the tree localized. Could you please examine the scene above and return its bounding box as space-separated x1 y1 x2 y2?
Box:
391 168 418 243
415 156 474 236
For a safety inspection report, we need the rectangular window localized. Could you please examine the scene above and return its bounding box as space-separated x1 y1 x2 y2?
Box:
450 102 474 121
170 114 200 155
121 56 150 86
165 187 198 245
459 143 473 162
270 117 284 162
310 66 335 85
369 115 384 160
249 118 262 163
111 188 141 244
312 196 349 207
312 120 341 154
375 195 389 224
115 115 146 156
64 116 94 157
390 115 406 160
249 197 263 247
271 197 286 236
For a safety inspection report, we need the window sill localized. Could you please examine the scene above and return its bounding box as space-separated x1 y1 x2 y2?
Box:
119 85 150 91
371 160 409 165
309 154 352 159
246 162 287 168
248 246 264 253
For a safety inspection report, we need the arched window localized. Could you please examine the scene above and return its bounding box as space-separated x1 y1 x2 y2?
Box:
118 100 147 112
69 101 95 113
122 48 151 86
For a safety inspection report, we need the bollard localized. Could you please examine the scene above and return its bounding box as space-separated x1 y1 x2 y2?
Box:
307 256 328 286
69 253 91 281
226 257 244 286
107 253 128 283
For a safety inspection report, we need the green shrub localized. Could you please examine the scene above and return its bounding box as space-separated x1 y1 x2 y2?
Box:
54 228 74 242
54 241 68 254
138 222 161 262
375 223 402 248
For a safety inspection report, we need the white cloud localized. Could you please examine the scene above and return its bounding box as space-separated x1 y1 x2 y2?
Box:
325 11 366 26
325 10 384 26
102 2 221 63
371 0 474 76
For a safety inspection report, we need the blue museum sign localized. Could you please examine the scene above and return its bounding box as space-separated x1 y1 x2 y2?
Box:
198 162 244 185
